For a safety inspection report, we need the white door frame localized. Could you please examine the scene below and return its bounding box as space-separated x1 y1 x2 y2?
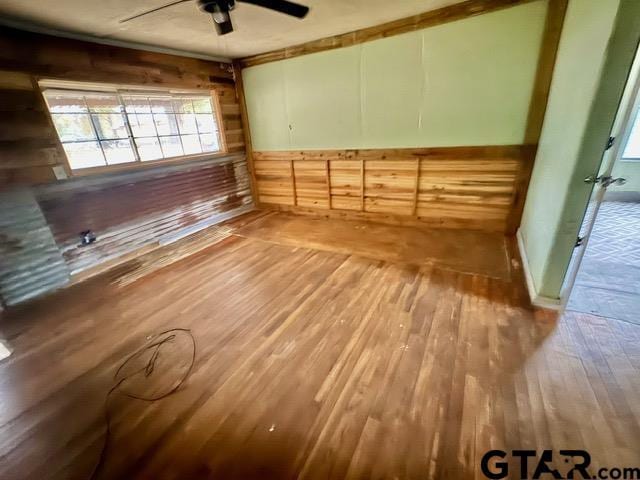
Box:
559 46 640 306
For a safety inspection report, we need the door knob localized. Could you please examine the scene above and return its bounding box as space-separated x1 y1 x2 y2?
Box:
584 175 600 184
583 175 627 187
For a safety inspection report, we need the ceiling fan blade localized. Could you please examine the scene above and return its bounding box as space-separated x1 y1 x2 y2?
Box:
238 0 309 18
119 0 194 23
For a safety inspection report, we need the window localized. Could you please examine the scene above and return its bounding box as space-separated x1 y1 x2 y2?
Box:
43 87 222 171
622 107 640 160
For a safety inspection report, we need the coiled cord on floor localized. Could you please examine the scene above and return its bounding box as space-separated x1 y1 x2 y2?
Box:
88 328 196 480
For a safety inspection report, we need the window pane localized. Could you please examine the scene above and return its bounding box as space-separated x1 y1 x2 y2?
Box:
44 87 222 171
622 111 640 158
192 97 213 113
135 137 163 161
196 114 216 133
160 136 184 158
200 133 219 152
181 134 202 155
101 140 136 165
123 96 151 113
62 141 105 169
173 98 194 113
92 113 128 139
177 114 198 134
150 97 174 113
128 113 156 137
44 93 87 113
154 113 179 136
85 94 120 113
52 113 96 142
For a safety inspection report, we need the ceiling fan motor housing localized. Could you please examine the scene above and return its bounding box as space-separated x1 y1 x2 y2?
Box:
198 0 235 35
198 0 236 13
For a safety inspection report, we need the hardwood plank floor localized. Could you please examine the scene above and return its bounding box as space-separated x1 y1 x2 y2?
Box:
0 213 638 479
234 212 512 280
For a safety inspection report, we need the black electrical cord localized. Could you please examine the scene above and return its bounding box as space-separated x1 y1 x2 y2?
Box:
88 328 196 480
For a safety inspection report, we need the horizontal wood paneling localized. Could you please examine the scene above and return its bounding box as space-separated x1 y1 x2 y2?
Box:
253 146 530 232
254 158 295 206
293 160 329 209
215 83 245 153
0 27 244 187
0 27 232 87
329 160 362 211
240 0 536 68
0 71 62 184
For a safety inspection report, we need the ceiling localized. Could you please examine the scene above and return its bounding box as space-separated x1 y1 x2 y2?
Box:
0 0 465 61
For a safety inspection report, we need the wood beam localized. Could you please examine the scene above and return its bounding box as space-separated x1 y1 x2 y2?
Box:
360 158 365 212
325 159 331 209
523 0 569 145
506 0 568 234
290 159 297 206
412 158 421 217
232 60 260 206
240 0 537 68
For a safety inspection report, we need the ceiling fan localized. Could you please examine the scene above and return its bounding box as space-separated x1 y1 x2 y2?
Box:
119 0 310 35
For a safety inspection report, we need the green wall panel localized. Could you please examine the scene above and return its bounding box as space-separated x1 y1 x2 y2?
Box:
360 32 423 148
284 47 363 148
243 0 548 151
242 62 290 150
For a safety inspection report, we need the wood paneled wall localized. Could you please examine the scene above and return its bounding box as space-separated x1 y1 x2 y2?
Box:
237 0 567 234
216 84 245 153
0 71 65 185
0 27 252 305
253 146 533 232
0 26 245 187
0 27 233 87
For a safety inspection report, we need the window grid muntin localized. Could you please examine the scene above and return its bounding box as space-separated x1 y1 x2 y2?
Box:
44 89 221 170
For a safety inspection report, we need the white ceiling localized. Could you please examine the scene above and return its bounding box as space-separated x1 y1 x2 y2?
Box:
0 0 465 60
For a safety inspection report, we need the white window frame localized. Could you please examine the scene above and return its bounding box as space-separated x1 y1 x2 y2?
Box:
620 82 640 162
40 80 226 175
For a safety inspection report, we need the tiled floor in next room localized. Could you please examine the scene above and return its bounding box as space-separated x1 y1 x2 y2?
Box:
567 200 640 324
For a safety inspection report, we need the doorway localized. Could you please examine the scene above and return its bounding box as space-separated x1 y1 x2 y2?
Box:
563 46 640 324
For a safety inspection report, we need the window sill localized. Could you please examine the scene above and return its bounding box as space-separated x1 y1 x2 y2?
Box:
68 151 230 177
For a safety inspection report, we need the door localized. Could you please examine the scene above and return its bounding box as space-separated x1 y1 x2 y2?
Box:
561 51 640 317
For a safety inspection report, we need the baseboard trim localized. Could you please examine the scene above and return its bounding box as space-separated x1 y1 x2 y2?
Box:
516 229 562 310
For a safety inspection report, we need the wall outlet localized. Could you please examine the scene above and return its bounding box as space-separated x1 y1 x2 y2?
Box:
52 165 68 180
0 341 12 361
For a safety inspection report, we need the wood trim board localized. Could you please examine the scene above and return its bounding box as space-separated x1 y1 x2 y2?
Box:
232 60 259 204
506 0 568 234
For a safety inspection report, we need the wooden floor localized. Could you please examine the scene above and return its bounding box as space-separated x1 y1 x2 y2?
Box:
234 212 512 280
0 212 639 479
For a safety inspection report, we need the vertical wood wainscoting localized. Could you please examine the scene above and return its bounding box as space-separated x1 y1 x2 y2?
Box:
252 146 534 233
